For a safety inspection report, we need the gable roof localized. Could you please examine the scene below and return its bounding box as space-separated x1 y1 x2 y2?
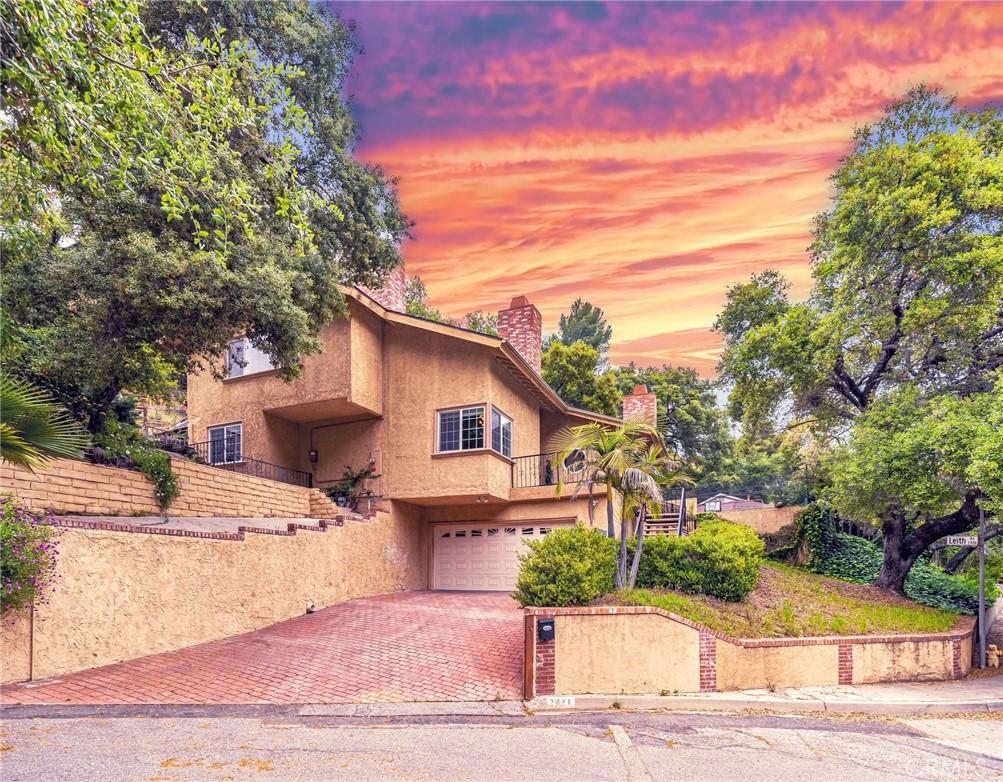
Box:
344 286 621 426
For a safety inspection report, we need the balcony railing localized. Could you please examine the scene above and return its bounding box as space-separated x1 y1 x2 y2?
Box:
512 451 589 489
154 434 313 488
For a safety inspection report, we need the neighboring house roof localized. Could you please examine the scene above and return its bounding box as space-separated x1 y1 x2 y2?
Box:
344 286 622 427
699 493 745 504
699 493 773 510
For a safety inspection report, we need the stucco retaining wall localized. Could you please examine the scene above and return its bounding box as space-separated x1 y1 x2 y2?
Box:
523 606 975 698
1 457 339 518
2 501 425 683
716 506 803 534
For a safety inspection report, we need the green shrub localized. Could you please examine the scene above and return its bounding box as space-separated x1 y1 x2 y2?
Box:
690 511 727 524
795 504 995 614
94 420 178 510
513 525 616 607
635 521 764 601
1 497 59 615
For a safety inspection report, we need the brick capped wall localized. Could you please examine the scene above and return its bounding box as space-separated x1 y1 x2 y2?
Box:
1 457 322 518
498 295 543 374
522 606 975 698
622 384 657 427
360 264 406 312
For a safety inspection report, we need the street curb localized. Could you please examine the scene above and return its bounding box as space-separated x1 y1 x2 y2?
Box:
298 702 526 718
525 694 1003 716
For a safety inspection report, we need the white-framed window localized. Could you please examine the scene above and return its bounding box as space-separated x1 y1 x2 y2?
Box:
208 423 242 464
437 406 485 453
226 337 274 378
491 407 513 458
705 500 722 512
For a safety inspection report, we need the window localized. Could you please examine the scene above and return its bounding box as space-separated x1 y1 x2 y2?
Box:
208 423 242 464
705 499 722 512
491 407 513 458
226 338 274 378
437 406 485 453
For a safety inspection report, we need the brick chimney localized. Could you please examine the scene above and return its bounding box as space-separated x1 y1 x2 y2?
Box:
498 295 543 373
623 384 657 428
360 264 406 312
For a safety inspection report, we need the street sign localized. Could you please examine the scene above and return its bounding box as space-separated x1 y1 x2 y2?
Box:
945 535 978 547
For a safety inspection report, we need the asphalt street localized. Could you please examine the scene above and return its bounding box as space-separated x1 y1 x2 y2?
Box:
2 707 1001 782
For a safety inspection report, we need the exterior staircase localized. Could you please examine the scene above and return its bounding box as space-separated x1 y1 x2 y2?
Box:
644 510 695 537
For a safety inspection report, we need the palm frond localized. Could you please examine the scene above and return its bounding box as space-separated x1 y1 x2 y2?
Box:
0 376 90 471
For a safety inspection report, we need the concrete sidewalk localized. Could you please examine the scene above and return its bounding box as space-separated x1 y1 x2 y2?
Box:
527 674 1003 715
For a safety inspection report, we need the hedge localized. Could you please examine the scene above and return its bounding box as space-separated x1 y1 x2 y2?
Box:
635 520 764 601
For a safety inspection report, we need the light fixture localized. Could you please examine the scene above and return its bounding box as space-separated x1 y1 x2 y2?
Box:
309 449 319 466
476 495 490 504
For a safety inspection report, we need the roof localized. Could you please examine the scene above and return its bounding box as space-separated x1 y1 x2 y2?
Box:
343 286 621 426
699 493 745 504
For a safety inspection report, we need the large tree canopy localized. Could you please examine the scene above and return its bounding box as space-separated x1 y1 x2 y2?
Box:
716 87 1003 594
2 0 410 429
547 299 613 355
609 364 732 481
542 341 621 418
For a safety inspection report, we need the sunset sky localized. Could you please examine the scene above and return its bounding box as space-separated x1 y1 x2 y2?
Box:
338 1 1002 375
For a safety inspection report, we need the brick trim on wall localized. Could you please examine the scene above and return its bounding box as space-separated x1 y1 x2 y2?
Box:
838 643 853 685
698 630 717 692
42 515 348 542
952 639 963 679
523 605 976 648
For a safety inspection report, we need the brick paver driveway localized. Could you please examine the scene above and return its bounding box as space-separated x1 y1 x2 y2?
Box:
1 592 523 705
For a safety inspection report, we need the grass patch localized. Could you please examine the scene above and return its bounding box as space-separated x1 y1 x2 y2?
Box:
606 562 959 638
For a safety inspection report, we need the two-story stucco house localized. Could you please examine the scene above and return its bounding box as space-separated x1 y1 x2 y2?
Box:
187 267 657 591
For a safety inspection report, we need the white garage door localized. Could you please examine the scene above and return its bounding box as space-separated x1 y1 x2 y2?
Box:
433 522 570 591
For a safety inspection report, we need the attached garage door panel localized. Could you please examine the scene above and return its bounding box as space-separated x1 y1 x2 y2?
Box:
434 523 570 591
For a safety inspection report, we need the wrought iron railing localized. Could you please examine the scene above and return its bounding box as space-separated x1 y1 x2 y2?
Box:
169 437 312 488
512 451 590 489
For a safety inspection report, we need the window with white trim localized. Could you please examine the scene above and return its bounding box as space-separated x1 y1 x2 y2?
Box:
491 407 512 457
226 338 274 378
437 406 485 453
208 423 242 464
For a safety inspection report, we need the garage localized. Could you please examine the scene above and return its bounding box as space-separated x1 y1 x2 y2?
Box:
433 522 572 591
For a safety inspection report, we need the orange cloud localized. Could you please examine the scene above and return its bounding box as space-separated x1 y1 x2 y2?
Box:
341 1 1002 375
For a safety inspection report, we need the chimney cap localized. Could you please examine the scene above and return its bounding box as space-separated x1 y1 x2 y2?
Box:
631 384 650 396
507 295 532 309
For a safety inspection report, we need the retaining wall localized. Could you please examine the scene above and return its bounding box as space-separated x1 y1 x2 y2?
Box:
717 505 803 534
1 457 342 518
2 502 426 683
523 606 975 698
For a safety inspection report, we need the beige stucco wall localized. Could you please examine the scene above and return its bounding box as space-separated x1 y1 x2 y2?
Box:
716 641 839 690
717 506 803 534
1 457 323 518
852 638 962 683
555 614 702 694
2 500 425 683
1 613 32 684
187 298 384 471
529 610 974 696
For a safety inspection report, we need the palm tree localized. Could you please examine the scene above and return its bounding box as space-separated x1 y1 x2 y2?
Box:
549 421 687 589
0 376 90 470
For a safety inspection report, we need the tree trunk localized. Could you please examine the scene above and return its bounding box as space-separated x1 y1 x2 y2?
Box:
86 385 122 434
874 492 983 596
616 495 630 590
627 503 647 590
606 485 615 539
